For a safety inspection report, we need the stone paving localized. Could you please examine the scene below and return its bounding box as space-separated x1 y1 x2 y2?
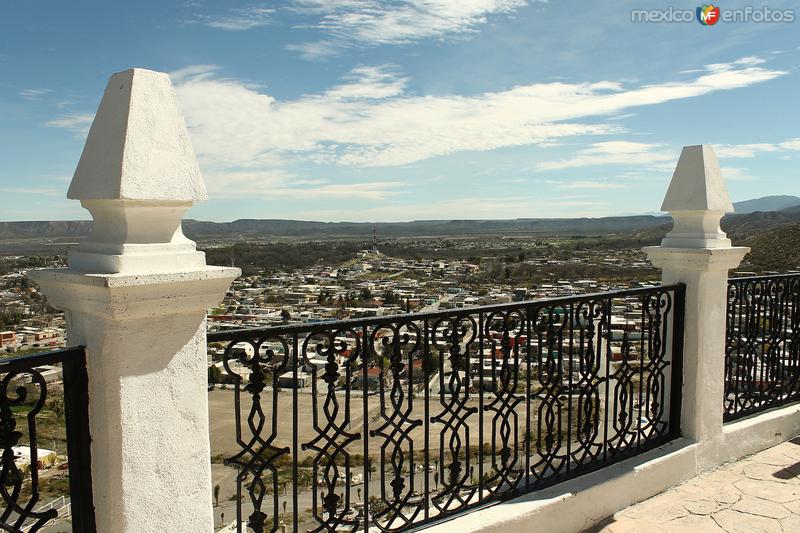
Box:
595 437 800 533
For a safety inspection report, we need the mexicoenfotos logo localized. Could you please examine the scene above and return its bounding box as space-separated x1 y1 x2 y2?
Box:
631 5 794 24
697 4 721 25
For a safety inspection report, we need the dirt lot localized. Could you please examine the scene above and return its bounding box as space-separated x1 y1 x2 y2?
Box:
208 385 608 530
208 387 541 461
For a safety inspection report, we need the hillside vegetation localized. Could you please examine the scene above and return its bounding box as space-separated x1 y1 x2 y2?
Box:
743 223 800 272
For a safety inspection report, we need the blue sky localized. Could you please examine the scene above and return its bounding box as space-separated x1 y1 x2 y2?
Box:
1 1 798 222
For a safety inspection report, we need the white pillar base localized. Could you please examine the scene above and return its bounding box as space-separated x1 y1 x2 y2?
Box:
645 246 748 468
30 266 238 533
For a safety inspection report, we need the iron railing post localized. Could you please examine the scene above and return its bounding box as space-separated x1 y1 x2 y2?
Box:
0 347 96 533
62 347 97 533
668 283 686 438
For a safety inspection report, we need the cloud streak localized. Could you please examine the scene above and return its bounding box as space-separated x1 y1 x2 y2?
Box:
554 180 625 190
19 88 52 100
43 57 788 206
44 113 95 135
286 196 611 222
537 142 675 171
169 58 785 172
0 186 61 196
714 139 800 158
287 0 530 58
181 5 273 31
201 169 406 202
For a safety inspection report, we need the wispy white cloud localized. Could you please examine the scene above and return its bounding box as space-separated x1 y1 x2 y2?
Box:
44 57 787 207
169 64 221 84
44 113 95 135
55 99 77 108
182 5 273 31
553 180 625 190
287 0 530 58
779 139 800 151
285 196 611 222
202 169 405 201
608 113 636 121
720 167 753 182
706 56 766 72
0 186 61 196
298 181 404 200
169 57 784 173
324 65 408 100
19 88 52 100
715 139 800 158
537 136 800 178
285 40 342 61
537 142 675 171
714 143 781 158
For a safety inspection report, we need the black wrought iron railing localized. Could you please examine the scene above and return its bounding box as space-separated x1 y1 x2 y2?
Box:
724 273 800 422
0 347 95 533
208 284 685 532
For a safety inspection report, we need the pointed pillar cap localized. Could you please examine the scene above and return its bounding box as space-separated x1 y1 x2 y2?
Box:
67 68 207 202
657 145 737 249
661 145 733 213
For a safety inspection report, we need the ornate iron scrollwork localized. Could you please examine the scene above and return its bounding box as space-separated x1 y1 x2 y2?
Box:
0 347 93 533
0 370 55 533
429 315 478 514
300 328 361 532
223 337 291 533
483 309 525 493
208 285 684 532
724 274 800 421
367 321 423 531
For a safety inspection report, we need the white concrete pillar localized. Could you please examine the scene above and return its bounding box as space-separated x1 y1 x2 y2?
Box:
29 69 239 533
644 145 747 466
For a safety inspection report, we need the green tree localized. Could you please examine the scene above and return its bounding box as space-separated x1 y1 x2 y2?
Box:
422 352 439 375
382 290 397 305
208 365 223 384
47 399 65 420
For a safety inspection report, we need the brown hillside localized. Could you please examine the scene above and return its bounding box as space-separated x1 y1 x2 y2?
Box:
743 223 800 272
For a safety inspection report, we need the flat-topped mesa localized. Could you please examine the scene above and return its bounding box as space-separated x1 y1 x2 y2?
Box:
660 145 734 249
67 68 207 274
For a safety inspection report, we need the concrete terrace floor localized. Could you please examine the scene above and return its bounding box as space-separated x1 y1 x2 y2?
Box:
593 436 800 533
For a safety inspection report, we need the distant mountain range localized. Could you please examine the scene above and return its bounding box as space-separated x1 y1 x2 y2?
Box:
183 216 670 239
733 195 800 214
630 204 800 245
0 195 798 243
0 216 670 240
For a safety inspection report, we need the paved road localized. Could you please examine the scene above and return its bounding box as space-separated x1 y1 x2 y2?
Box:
418 292 457 313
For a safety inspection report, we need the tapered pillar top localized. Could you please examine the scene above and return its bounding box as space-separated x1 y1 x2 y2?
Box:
661 145 733 213
63 68 209 273
67 68 206 202
658 145 735 249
